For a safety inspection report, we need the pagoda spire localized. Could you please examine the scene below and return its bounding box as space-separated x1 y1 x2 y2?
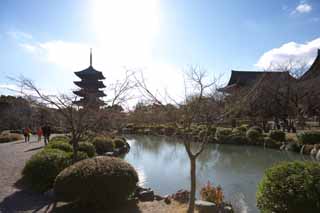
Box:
90 48 92 67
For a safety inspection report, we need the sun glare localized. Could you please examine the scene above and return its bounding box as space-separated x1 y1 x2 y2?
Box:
91 0 160 65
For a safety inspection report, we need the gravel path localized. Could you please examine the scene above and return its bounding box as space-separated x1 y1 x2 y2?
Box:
0 136 50 213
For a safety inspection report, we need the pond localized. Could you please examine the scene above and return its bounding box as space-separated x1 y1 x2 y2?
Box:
124 135 313 213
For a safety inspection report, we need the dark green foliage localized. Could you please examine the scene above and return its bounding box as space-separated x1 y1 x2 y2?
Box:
269 130 286 142
215 128 232 143
67 151 89 162
91 136 115 154
227 135 248 144
249 126 263 134
0 133 23 143
22 149 70 192
246 128 262 143
46 140 73 152
50 135 70 143
54 156 139 208
113 138 126 149
297 131 320 144
78 142 96 157
257 161 320 213
263 138 281 149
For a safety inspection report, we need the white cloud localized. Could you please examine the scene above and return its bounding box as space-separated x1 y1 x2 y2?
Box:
292 2 312 14
7 31 33 40
256 37 320 69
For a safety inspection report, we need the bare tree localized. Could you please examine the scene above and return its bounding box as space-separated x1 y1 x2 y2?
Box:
136 66 218 213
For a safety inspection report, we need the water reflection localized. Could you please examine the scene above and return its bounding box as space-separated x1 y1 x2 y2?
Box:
124 135 312 213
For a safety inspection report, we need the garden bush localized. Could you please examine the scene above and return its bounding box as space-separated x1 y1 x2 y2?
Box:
22 149 70 192
78 142 96 157
113 138 126 149
50 135 70 143
297 131 320 144
54 156 139 208
227 135 248 144
249 126 263 134
215 128 232 143
91 136 115 154
257 161 320 213
0 133 23 143
246 128 262 143
46 140 73 152
269 130 286 142
67 151 89 162
263 137 281 149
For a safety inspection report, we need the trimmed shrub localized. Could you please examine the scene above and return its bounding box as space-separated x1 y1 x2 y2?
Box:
22 149 70 192
227 135 248 144
249 126 263 134
91 136 115 155
67 151 89 162
50 135 70 143
215 128 232 143
54 156 139 208
113 138 126 149
263 137 281 149
298 131 320 144
46 140 73 152
246 128 262 143
269 130 286 142
0 133 23 143
257 161 320 213
78 142 96 157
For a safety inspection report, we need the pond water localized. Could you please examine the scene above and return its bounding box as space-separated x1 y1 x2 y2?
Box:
124 135 313 213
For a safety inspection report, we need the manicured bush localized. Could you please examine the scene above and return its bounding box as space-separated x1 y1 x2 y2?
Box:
257 161 320 213
246 128 262 143
54 156 139 208
50 135 70 143
78 142 96 157
46 140 73 152
227 135 248 144
249 126 263 134
269 130 286 142
263 137 281 149
113 138 126 149
297 131 320 144
91 136 115 155
215 128 232 143
67 151 89 162
0 133 23 143
22 149 70 192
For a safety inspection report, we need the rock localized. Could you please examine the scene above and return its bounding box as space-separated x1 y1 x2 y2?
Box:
310 148 318 156
164 196 171 204
316 150 320 161
223 205 234 213
138 190 154 202
104 152 114 157
154 194 164 201
171 189 190 203
195 200 218 213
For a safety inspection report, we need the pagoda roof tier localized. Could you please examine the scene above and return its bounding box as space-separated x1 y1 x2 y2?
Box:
73 98 105 106
75 66 105 80
74 80 106 89
73 89 106 97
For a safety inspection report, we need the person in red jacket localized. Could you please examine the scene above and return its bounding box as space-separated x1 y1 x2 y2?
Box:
23 127 31 143
37 127 43 142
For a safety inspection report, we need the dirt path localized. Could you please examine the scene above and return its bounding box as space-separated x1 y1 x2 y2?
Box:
0 136 50 213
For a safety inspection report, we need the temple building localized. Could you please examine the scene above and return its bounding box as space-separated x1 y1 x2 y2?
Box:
219 49 320 93
73 50 106 107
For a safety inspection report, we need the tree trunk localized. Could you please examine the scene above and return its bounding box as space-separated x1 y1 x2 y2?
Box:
71 138 78 163
188 156 196 213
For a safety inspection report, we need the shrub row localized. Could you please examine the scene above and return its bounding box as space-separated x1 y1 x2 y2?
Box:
0 133 23 143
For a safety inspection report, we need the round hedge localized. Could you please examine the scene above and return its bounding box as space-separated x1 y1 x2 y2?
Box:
246 128 262 143
22 149 70 192
46 140 73 152
215 128 232 143
50 135 70 143
78 142 96 157
257 161 320 213
298 131 320 145
91 136 115 154
54 156 139 208
113 138 126 149
269 130 286 142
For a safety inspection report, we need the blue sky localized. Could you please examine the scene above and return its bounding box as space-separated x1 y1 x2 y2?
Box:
1 0 320 102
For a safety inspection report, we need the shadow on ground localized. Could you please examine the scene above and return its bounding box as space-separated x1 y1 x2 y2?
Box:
52 200 142 213
24 146 44 152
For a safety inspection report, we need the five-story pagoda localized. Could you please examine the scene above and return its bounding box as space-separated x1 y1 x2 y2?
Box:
73 49 106 108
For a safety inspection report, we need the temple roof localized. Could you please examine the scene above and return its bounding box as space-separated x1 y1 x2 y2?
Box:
300 49 320 81
219 70 293 92
73 89 106 97
74 66 105 80
74 80 106 88
73 98 105 106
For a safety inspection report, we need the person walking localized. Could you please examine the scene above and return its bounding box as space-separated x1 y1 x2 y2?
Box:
37 127 43 142
42 123 51 145
23 127 31 143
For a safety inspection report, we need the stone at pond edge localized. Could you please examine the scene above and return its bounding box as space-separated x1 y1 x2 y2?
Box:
164 196 171 204
195 200 218 213
138 190 154 202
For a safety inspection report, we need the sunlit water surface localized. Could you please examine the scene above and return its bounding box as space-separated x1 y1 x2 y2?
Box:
124 135 313 213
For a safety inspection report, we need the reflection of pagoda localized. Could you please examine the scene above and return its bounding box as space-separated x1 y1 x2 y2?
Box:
73 49 106 107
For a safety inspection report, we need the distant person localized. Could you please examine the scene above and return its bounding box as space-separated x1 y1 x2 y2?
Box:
42 123 51 145
37 127 43 142
23 127 31 143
